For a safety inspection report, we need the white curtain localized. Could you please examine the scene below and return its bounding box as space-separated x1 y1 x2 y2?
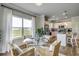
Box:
2 7 12 52
32 17 36 38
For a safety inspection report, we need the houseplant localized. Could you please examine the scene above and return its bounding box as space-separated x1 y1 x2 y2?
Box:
35 28 44 45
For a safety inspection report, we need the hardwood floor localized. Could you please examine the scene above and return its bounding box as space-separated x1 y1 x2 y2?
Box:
0 46 79 56
60 46 79 56
0 51 11 56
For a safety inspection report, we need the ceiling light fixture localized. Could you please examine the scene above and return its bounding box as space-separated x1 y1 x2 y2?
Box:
35 3 43 6
62 10 68 16
51 9 71 21
62 10 70 19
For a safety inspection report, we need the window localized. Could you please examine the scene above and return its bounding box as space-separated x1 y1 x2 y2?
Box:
12 16 22 38
23 19 32 37
12 15 32 39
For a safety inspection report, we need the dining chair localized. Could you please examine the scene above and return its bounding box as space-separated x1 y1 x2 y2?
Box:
75 39 79 55
9 43 35 56
10 47 35 56
52 40 61 56
48 36 57 44
77 39 79 48
38 40 61 56
18 47 35 56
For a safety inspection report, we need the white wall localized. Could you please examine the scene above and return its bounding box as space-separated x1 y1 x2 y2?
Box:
35 15 45 29
71 16 79 34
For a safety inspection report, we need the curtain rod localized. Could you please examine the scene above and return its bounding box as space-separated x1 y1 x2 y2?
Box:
1 4 36 17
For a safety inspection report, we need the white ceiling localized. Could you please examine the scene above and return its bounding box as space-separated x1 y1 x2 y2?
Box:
2 3 79 19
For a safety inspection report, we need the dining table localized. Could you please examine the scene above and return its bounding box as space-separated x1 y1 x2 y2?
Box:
23 35 53 56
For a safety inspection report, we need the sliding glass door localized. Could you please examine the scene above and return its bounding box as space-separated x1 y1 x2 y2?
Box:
12 15 32 39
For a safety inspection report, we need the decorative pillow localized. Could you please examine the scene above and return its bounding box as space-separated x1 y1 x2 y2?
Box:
23 38 33 44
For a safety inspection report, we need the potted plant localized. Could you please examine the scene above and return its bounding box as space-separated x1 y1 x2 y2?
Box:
35 28 44 45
